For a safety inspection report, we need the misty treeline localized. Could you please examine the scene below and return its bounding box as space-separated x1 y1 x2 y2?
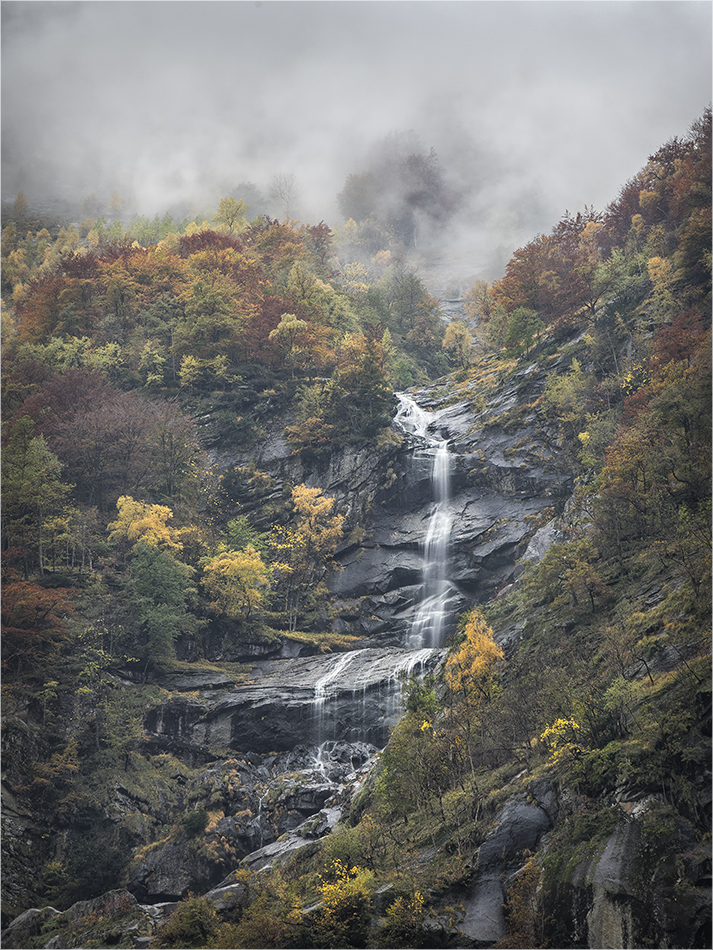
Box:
1 132 462 683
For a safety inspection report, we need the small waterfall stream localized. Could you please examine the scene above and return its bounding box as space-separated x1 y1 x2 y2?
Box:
395 393 457 648
313 650 362 741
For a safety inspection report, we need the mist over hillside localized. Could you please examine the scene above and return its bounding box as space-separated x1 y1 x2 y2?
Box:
2 1 710 281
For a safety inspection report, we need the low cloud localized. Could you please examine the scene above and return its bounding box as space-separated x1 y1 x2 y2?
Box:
3 1 710 278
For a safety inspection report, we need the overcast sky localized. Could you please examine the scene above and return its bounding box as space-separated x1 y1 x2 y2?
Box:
2 0 711 278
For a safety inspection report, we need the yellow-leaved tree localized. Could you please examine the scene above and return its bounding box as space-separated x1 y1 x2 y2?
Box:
270 485 344 633
107 495 183 560
309 859 375 949
444 608 504 783
268 312 310 376
201 546 270 623
443 318 473 368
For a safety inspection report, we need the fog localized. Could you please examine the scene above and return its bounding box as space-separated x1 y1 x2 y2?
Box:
2 0 710 280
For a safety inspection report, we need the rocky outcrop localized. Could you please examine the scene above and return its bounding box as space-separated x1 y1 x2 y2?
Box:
553 799 712 949
328 376 571 643
458 780 554 945
128 740 378 902
145 647 443 757
213 366 573 649
0 890 152 950
1 905 62 950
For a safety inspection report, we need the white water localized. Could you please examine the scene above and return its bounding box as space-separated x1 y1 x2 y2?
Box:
395 393 457 648
308 646 443 746
379 647 441 723
313 651 362 741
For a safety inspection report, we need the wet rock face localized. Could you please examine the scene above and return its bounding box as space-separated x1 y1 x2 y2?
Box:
146 647 444 756
459 788 553 945
558 805 713 949
327 390 572 644
215 368 573 649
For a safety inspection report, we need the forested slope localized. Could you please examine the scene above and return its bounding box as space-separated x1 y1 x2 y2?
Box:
1 110 710 948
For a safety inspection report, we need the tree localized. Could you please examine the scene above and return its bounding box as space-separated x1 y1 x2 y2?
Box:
465 280 495 323
377 676 454 821
309 859 375 949
285 330 393 455
151 894 219 949
2 416 72 576
213 196 250 235
504 307 543 356
174 277 245 364
17 373 144 510
492 208 605 332
268 312 310 376
337 173 379 223
443 319 473 367
202 546 270 623
107 495 183 559
123 541 197 677
149 405 203 506
1 569 75 680
444 609 504 780
543 358 596 439
269 172 301 220
97 254 140 333
338 133 454 248
333 330 393 436
270 485 344 632
225 515 267 553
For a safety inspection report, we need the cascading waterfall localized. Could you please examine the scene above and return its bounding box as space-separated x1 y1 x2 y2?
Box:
379 647 442 725
302 393 458 750
395 393 457 648
311 647 441 746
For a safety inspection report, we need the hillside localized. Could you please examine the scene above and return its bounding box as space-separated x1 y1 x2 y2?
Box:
1 110 711 949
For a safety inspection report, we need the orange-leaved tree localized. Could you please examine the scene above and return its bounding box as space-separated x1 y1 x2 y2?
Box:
444 609 504 783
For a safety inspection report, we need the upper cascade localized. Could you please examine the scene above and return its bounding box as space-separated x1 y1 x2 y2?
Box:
394 393 458 648
393 393 436 440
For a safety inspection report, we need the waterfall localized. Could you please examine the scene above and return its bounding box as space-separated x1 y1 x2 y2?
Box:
302 393 460 742
395 393 457 648
380 647 442 724
313 650 362 741
304 646 443 747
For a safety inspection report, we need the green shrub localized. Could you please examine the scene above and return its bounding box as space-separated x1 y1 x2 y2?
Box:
150 894 218 948
183 809 209 838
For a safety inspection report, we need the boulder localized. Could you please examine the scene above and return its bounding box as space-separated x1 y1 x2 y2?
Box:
129 839 223 903
460 792 552 945
1 906 61 949
203 879 250 912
